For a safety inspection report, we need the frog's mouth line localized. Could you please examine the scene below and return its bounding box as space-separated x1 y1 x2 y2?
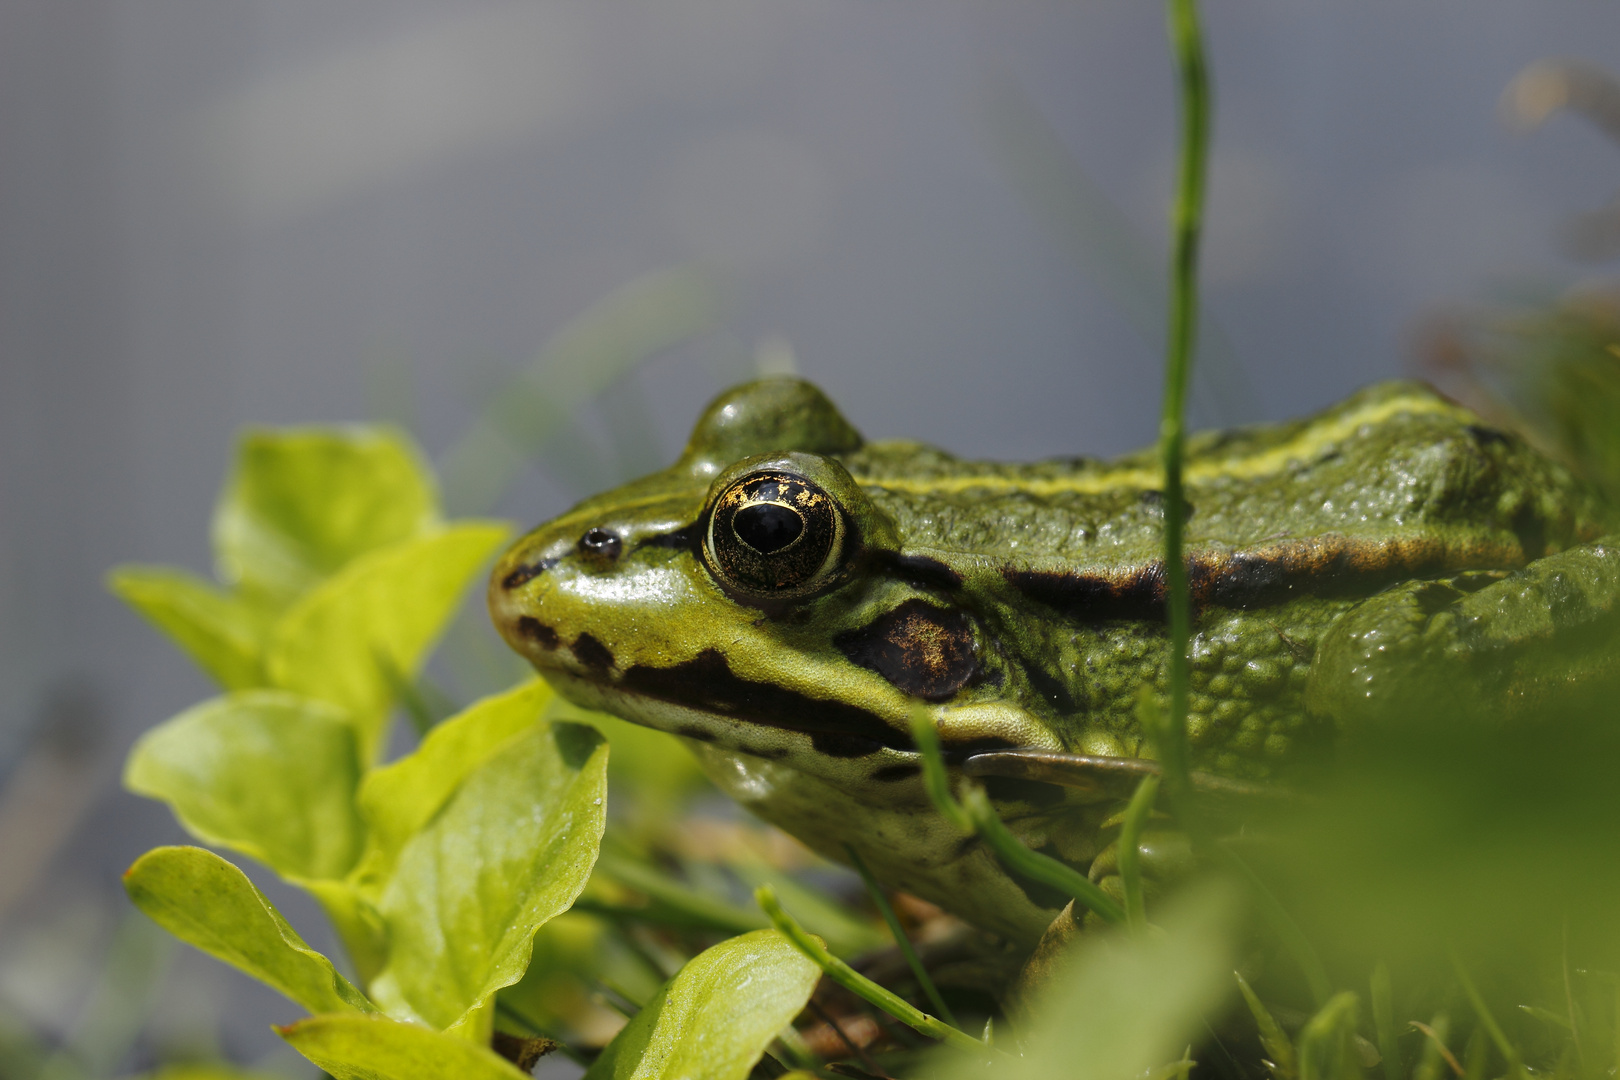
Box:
543 648 1020 765
552 648 912 759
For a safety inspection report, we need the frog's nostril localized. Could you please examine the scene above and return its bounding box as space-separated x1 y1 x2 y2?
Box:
579 528 623 560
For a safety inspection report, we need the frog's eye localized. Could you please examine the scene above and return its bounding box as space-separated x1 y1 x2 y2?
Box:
704 469 848 599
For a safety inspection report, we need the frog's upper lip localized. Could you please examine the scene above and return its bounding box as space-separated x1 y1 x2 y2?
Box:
548 666 893 761
520 630 913 759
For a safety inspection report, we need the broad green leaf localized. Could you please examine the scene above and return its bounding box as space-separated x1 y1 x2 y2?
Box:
108 566 274 689
368 722 608 1034
302 878 390 989
266 521 511 759
553 701 709 822
277 1013 531 1080
124 846 374 1016
353 679 553 890
940 883 1240 1080
582 929 820 1080
213 426 440 600
124 691 364 882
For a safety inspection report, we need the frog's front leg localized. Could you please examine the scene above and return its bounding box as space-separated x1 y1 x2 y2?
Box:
1305 537 1620 732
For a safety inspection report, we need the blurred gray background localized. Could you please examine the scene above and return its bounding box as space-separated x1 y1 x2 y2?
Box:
2 1 1617 1074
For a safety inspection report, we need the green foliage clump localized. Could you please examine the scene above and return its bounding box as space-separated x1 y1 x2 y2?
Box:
113 428 821 1079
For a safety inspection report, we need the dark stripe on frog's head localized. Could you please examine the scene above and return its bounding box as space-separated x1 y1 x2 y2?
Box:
618 648 911 757
571 632 615 673
501 556 559 590
516 616 560 649
1006 534 1530 618
834 599 980 701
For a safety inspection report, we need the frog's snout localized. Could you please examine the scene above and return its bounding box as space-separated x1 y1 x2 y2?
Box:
488 534 571 668
488 520 643 679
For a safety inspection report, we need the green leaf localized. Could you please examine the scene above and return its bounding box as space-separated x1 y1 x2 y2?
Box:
353 678 554 889
266 521 511 759
213 425 440 600
367 722 609 1034
123 846 374 1016
277 1013 532 1080
108 566 274 689
582 929 820 1080
941 882 1239 1080
124 691 364 882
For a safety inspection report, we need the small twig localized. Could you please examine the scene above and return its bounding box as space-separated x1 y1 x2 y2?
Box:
1409 1021 1465 1079
808 999 889 1079
495 999 590 1067
844 845 958 1028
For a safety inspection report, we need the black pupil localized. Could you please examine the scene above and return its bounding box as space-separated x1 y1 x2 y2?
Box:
733 503 804 554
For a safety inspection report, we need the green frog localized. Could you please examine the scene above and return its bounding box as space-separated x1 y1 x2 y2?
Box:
489 378 1619 943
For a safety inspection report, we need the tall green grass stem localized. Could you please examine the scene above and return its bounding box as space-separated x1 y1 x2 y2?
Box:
1372 961 1401 1080
756 886 990 1055
1449 948 1531 1080
909 705 973 832
960 786 1125 924
844 845 959 1029
908 708 1124 924
1118 774 1160 933
1297 991 1360 1080
1235 970 1297 1079
1156 0 1211 826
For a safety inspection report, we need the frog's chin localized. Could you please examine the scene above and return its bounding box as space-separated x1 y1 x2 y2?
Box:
536 668 928 796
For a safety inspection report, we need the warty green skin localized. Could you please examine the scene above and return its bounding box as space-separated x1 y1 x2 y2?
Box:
489 378 1619 943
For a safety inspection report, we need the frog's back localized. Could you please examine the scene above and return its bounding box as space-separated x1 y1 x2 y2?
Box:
843 380 1608 571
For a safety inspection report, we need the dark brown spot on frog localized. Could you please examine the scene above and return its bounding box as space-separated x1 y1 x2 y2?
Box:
619 648 909 755
870 762 921 782
571 633 615 672
1005 534 1531 619
676 725 717 743
517 616 559 649
502 557 558 590
834 599 980 701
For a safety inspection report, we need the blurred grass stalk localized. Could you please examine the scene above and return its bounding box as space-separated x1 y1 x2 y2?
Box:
438 265 722 515
1153 0 1209 829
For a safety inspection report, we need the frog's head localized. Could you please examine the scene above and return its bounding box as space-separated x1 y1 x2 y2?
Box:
489 377 1053 791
